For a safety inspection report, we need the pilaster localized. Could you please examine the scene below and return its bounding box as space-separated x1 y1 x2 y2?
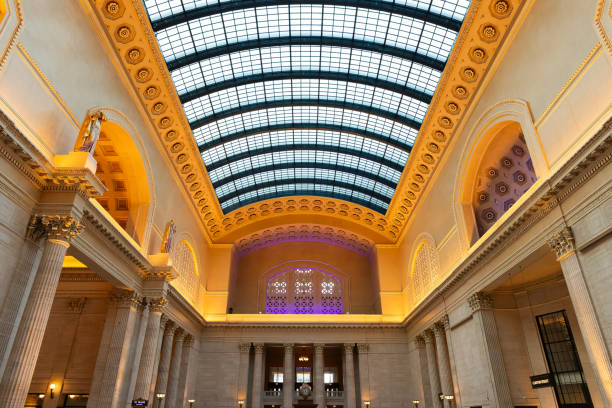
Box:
237 343 251 405
154 321 177 408
313 343 325 408
166 329 186 407
434 321 454 407
356 343 370 407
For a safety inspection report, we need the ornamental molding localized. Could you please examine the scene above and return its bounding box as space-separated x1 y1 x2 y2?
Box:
205 321 403 330
87 0 519 244
235 223 374 258
0 0 24 73
400 117 612 326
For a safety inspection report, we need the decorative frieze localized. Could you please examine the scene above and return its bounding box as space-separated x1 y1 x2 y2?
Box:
468 292 493 313
547 227 576 260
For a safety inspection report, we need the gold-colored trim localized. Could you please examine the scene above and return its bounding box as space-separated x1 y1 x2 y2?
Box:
89 0 522 244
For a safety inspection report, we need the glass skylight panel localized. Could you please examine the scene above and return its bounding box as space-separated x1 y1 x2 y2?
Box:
143 0 469 214
154 5 457 65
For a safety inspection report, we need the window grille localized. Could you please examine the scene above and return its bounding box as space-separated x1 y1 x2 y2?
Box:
265 268 343 314
536 310 593 408
412 242 439 302
171 241 198 304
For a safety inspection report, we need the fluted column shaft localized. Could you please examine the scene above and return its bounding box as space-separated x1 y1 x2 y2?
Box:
133 298 166 402
434 322 454 407
125 303 150 407
251 343 264 408
154 322 177 408
314 344 325 408
283 343 295 408
149 316 168 401
357 343 370 407
95 290 140 408
549 228 612 406
0 236 42 380
415 336 432 408
424 330 443 408
0 214 81 408
166 330 186 407
176 335 194 408
468 292 512 408
237 343 251 405
343 344 356 408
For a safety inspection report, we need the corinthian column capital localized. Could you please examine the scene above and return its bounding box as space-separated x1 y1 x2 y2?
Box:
109 289 141 308
468 291 493 313
254 343 264 353
547 227 576 261
239 343 251 353
433 321 445 337
147 297 168 313
357 343 369 354
27 214 84 244
414 335 426 349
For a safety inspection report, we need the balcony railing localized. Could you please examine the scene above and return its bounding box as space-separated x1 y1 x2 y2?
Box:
326 389 344 400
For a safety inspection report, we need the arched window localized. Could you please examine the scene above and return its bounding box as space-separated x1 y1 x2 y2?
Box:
472 124 537 236
412 242 439 303
171 240 198 304
265 268 343 314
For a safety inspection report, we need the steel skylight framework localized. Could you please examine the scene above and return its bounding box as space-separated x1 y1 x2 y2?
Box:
143 0 469 214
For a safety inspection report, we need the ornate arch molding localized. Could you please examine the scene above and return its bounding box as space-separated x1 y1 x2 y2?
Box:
234 223 374 258
257 260 350 314
407 233 440 306
87 106 156 249
453 99 546 250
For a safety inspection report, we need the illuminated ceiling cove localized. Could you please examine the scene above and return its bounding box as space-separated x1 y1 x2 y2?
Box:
143 0 469 214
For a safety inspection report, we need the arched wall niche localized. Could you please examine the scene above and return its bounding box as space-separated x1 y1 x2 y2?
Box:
407 233 440 308
257 260 349 315
454 100 547 249
170 237 200 305
80 107 155 248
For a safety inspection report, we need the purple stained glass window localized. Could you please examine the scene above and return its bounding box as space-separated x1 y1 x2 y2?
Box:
265 268 343 314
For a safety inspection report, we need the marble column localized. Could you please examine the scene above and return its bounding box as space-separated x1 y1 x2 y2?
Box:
357 343 370 407
95 290 141 408
149 315 168 401
175 335 194 408
125 301 150 407
154 321 177 408
133 298 167 402
548 227 612 406
415 336 432 408
283 343 295 408
167 329 186 407
0 215 82 408
251 343 264 408
237 343 251 405
0 215 46 380
313 343 325 408
343 343 356 408
423 329 443 408
434 322 454 407
442 315 460 408
468 292 512 408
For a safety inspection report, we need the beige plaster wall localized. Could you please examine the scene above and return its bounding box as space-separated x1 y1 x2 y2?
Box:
230 241 378 314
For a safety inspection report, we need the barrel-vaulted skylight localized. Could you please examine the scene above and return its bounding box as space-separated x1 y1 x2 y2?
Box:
143 0 470 214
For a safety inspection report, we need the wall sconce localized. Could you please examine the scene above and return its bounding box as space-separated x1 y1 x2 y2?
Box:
412 400 420 408
298 356 309 362
188 399 196 408
363 401 371 408
238 399 244 408
156 393 165 405
444 395 455 400
49 383 56 399
38 394 45 399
